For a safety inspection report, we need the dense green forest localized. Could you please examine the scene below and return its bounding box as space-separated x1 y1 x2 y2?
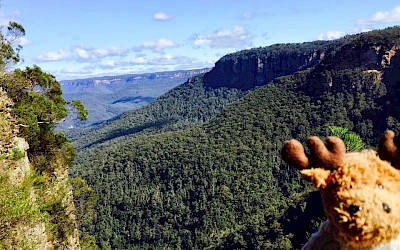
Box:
70 26 400 249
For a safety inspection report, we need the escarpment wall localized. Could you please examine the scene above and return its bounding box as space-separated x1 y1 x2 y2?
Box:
202 31 400 91
202 41 339 90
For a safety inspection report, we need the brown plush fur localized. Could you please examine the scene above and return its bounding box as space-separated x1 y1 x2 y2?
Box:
281 130 400 249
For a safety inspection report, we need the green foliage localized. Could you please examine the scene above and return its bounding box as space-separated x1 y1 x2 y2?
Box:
71 26 400 249
0 174 38 225
71 100 88 121
12 65 68 122
40 200 75 243
79 233 98 250
0 64 87 174
72 82 317 249
71 177 97 232
329 126 366 152
0 21 25 70
10 147 25 160
0 172 42 247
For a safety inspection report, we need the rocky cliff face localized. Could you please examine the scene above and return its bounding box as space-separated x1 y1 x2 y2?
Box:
202 41 343 90
293 27 400 127
202 28 400 92
303 36 400 96
318 43 399 71
0 89 81 249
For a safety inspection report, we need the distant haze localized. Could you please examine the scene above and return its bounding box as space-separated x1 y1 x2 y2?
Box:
58 68 211 130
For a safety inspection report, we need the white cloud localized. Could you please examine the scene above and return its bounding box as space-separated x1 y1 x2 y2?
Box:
115 54 194 66
36 45 129 62
317 31 346 40
191 26 251 49
77 54 198 73
73 45 129 62
175 59 214 70
4 35 31 46
81 54 197 72
147 54 193 65
352 27 373 33
317 27 373 41
36 49 71 61
52 67 95 80
97 54 210 70
153 12 173 21
141 38 178 52
357 6 400 24
130 57 147 64
98 60 119 67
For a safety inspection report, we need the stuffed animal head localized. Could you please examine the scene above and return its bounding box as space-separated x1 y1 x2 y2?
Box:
281 130 400 248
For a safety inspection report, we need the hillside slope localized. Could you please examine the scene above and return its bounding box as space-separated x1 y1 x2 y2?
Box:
71 26 400 249
68 74 246 150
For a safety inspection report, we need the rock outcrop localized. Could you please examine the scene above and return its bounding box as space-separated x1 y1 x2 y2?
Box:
318 44 399 71
304 42 400 96
202 41 342 90
0 88 81 249
202 27 400 91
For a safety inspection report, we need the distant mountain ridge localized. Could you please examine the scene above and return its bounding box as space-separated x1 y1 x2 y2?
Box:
58 68 211 130
60 68 211 91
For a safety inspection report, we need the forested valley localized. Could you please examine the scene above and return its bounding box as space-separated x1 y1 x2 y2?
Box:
70 26 400 249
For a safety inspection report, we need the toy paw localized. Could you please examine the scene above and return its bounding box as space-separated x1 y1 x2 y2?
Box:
378 130 400 169
282 130 400 249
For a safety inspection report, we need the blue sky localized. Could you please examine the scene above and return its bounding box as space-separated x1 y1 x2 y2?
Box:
1 0 400 80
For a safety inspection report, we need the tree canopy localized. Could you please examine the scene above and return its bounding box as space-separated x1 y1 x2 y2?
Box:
0 21 88 174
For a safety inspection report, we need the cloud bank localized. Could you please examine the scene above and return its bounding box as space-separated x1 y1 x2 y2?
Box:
191 26 251 49
36 45 129 62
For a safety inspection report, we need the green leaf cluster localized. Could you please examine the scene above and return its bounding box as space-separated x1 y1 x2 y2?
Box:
329 126 365 152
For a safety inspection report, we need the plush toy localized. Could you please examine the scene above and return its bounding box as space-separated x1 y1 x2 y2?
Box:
281 130 400 250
